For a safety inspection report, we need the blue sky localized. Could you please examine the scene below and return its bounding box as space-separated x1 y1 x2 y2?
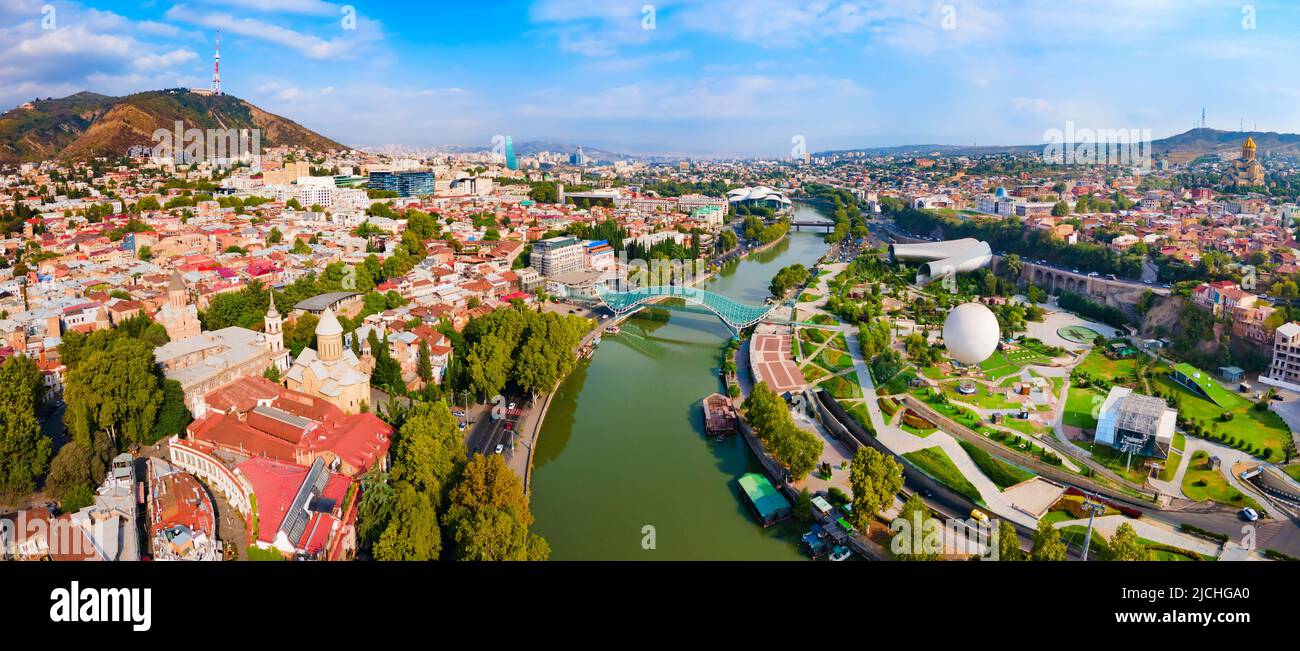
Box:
3 0 1300 157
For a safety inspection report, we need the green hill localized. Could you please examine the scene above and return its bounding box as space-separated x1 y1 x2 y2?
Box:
0 89 346 163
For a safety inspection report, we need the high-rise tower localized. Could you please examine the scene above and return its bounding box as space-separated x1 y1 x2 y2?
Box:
212 31 222 96
505 135 518 171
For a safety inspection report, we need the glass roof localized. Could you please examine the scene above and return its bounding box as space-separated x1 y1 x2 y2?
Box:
596 285 775 330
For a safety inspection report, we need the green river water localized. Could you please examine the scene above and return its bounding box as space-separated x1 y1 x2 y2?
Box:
529 204 831 560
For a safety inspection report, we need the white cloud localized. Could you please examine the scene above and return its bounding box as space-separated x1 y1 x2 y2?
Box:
166 4 384 60
516 73 867 120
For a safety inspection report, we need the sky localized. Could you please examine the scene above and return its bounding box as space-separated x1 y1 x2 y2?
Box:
3 0 1300 157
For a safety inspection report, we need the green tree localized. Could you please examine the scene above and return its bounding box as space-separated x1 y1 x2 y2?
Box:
147 380 192 444
998 520 1024 561
417 339 433 384
0 355 49 499
372 482 442 560
1030 520 1067 561
848 446 903 531
389 401 465 503
63 337 163 448
1105 522 1151 561
793 487 814 524
355 470 394 548
891 492 941 560
445 454 549 561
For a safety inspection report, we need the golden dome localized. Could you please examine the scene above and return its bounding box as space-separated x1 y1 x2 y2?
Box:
1244 136 1257 149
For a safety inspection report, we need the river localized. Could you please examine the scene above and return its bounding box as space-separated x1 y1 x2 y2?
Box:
529 203 832 560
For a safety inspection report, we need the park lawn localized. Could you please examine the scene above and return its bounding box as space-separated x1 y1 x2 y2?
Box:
999 417 1045 437
246 546 285 561
1003 349 1048 367
1158 450 1182 482
1157 376 1290 462
799 292 820 303
819 372 862 399
1143 539 1211 562
1075 349 1137 384
1040 510 1076 526
798 337 819 360
817 347 855 374
903 446 982 503
1285 465 1300 483
900 422 938 437
959 441 1035 490
828 332 849 352
800 327 830 345
921 365 947 380
844 401 873 431
1079 442 1152 485
939 380 1019 410
1063 386 1104 429
801 364 830 383
1181 451 1265 513
978 352 1019 380
808 313 837 326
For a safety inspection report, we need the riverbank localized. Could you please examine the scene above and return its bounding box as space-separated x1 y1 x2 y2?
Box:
527 206 831 559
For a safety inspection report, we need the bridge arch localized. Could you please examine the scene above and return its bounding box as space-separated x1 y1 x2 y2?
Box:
596 286 778 332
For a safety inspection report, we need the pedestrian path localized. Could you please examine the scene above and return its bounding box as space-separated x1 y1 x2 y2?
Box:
1051 514 1221 557
844 330 1038 529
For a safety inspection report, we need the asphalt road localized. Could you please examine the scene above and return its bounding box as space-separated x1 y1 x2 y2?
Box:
465 398 527 459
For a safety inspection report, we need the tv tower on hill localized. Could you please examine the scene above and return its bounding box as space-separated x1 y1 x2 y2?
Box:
212 31 222 95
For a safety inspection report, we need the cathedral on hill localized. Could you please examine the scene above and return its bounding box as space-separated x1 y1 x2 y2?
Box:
1232 137 1265 187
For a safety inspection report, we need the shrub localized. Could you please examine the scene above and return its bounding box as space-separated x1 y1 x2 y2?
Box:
59 484 95 513
1179 524 1229 544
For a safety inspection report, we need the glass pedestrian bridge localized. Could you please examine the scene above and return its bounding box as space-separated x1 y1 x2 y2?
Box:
595 285 778 331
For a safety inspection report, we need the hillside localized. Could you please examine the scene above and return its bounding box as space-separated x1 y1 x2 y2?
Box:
816 128 1300 161
0 89 345 163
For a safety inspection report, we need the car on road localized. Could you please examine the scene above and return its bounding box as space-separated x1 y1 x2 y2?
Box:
452 409 466 417
1143 279 1153 284
457 421 466 431
494 444 504 455
1240 507 1260 522
508 402 517 411
1087 271 1099 277
505 422 514 431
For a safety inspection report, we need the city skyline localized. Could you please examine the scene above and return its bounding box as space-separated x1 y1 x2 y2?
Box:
4 1 1300 156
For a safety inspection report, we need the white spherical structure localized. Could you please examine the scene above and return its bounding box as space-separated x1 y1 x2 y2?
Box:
942 302 1000 365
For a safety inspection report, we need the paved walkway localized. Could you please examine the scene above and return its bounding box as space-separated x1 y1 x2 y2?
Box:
1051 514 1222 557
844 329 1039 529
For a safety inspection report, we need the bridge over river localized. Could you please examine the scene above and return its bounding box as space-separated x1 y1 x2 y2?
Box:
595 285 781 332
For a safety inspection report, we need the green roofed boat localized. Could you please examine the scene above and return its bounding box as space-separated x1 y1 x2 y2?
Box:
738 473 791 527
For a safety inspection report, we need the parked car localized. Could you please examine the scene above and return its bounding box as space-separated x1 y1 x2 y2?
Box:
1240 507 1260 522
494 444 504 455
